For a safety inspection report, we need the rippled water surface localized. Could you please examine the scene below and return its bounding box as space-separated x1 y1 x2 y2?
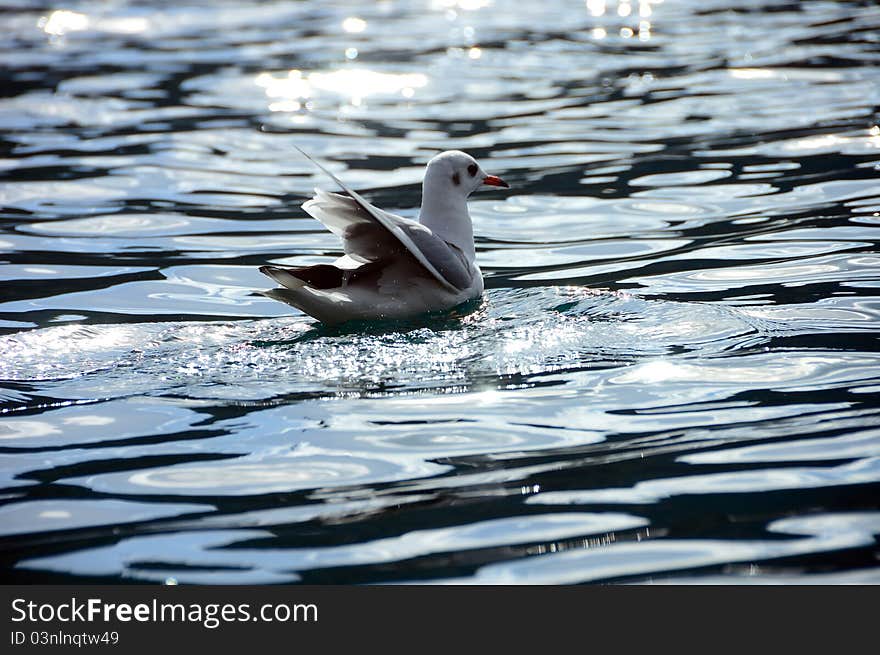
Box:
2 0 879 584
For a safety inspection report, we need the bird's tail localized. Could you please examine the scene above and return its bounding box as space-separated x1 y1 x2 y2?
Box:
259 265 347 324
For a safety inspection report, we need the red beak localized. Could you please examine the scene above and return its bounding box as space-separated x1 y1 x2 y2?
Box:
482 175 509 188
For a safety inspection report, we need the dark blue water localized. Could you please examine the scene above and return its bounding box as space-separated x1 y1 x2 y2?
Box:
1 0 879 584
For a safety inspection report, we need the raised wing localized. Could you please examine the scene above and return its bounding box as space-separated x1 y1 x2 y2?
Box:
303 189 400 263
295 146 466 293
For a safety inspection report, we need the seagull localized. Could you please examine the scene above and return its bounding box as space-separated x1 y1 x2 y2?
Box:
259 148 509 325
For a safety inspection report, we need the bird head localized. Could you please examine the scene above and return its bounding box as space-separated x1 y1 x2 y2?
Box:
425 150 509 197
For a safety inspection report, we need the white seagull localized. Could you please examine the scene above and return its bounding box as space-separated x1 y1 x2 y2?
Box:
260 148 509 325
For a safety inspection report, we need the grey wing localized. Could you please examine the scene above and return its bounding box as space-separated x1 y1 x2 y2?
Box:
295 146 464 293
396 222 473 291
303 189 402 263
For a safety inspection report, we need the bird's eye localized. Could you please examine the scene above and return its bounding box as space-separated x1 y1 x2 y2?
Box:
451 172 460 185
467 163 478 177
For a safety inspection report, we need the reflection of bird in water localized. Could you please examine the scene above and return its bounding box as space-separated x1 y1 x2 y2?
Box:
260 148 508 325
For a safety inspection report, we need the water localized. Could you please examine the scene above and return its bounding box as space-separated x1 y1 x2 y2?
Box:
1 0 879 584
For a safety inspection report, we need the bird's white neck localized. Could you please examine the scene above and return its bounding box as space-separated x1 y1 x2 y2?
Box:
418 174 475 261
